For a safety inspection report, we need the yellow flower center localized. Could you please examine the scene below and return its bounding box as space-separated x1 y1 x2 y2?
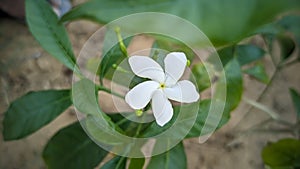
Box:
160 83 166 89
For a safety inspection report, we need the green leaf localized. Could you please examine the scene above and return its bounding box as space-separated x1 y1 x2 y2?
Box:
186 59 243 138
191 63 213 92
142 102 198 138
236 45 266 65
185 99 230 138
72 79 99 116
43 121 108 169
150 37 195 61
72 79 128 146
277 35 296 61
289 88 300 120
216 58 243 111
262 138 300 168
99 28 132 82
100 156 126 169
277 15 300 38
3 90 72 140
147 141 186 169
211 45 265 67
61 0 300 46
243 63 269 84
26 0 77 70
129 157 145 169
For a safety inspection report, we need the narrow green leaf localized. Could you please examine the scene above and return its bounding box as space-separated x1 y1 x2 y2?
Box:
244 63 269 84
100 156 126 169
289 88 300 120
3 90 72 140
277 35 296 61
129 157 145 169
262 138 300 168
61 0 300 46
147 141 186 169
26 0 77 70
43 121 108 169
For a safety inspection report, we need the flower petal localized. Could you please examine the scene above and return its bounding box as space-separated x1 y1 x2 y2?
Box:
152 90 173 126
125 81 159 109
129 56 165 82
164 80 199 103
164 52 187 86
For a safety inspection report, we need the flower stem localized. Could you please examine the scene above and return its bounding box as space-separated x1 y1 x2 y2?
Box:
114 27 128 57
96 85 124 99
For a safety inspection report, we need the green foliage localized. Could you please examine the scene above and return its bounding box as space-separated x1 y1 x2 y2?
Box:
3 90 72 140
262 138 300 169
43 121 108 169
72 79 126 145
25 0 77 71
185 99 229 138
99 28 132 82
129 157 145 169
100 156 127 169
277 15 300 45
4 0 300 168
211 45 266 67
142 102 198 138
61 0 300 46
147 142 186 169
215 58 243 112
290 88 300 120
191 63 213 92
277 35 296 61
244 63 269 84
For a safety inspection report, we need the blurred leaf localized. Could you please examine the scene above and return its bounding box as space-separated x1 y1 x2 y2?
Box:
262 138 300 169
211 45 265 67
72 79 127 145
99 28 132 82
185 99 230 138
143 59 242 138
236 45 266 65
277 15 300 38
3 90 72 140
216 58 243 111
26 0 77 71
147 141 186 169
243 63 269 84
72 79 99 116
257 14 300 57
129 157 145 169
277 35 296 61
142 102 198 138
191 63 213 92
151 37 195 61
289 88 300 120
100 156 126 169
61 0 300 46
43 121 108 169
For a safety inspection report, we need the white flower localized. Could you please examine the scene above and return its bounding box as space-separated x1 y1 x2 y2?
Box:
125 52 200 126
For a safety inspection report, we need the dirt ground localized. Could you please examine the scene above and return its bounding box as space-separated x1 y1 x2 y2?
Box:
0 10 300 169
